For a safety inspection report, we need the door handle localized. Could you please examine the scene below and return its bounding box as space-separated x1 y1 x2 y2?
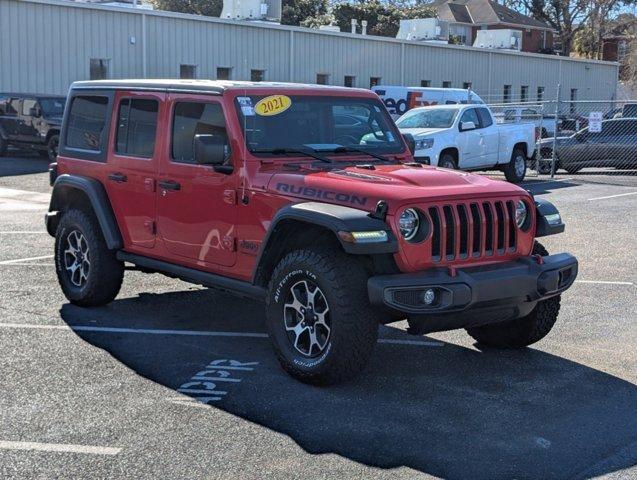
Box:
159 180 181 191
108 172 127 183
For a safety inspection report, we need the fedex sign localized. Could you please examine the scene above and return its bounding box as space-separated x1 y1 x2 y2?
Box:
375 89 439 116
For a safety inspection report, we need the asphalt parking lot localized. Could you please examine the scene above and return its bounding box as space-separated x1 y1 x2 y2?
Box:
0 152 635 479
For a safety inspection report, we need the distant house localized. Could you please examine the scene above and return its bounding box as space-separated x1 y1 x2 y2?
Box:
602 30 635 81
429 0 554 53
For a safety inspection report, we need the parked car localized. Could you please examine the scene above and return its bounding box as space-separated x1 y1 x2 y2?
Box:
395 104 536 183
536 118 637 173
492 107 560 138
372 85 484 119
45 79 577 385
0 93 66 161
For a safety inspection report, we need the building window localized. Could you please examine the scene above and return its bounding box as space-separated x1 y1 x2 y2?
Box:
216 67 232 80
251 69 265 82
442 81 452 88
344 75 356 87
369 77 382 88
421 80 431 87
316 73 330 85
180 64 197 79
115 98 159 158
90 59 109 80
521 85 528 102
570 88 577 114
503 85 511 103
537 86 544 102
463 82 472 90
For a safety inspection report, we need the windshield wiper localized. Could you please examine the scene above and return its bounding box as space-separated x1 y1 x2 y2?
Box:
328 146 396 163
250 148 332 163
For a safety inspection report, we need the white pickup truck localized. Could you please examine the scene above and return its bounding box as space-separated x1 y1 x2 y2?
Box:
396 104 536 183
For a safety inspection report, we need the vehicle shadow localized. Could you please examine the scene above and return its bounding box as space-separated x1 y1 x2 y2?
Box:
0 152 49 177
60 288 637 480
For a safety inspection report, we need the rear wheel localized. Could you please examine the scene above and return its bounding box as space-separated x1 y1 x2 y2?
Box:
504 148 527 183
465 241 561 348
265 248 378 385
55 209 124 307
0 136 7 156
438 153 457 170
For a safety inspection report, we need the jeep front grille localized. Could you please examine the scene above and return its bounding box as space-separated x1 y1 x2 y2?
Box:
427 200 518 262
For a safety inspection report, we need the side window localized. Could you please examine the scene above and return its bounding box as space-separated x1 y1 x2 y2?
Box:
22 99 37 116
115 98 159 158
6 98 20 116
477 108 493 128
459 108 480 128
172 102 227 164
66 96 109 151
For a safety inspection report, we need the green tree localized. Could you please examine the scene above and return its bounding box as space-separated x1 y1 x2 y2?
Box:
282 0 329 26
150 0 223 16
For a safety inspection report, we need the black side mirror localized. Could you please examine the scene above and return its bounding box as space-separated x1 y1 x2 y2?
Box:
194 134 232 173
402 133 416 155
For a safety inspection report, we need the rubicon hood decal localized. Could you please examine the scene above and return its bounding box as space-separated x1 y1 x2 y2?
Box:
275 182 368 206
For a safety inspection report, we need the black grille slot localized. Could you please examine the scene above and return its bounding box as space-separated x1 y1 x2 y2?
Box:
470 203 481 256
482 202 494 255
443 206 455 260
495 202 505 252
429 207 441 260
506 201 516 250
457 204 469 258
393 290 422 307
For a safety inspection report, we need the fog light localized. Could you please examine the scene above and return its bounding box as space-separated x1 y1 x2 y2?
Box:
422 288 436 305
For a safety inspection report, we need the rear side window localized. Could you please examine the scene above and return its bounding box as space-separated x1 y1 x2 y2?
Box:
171 102 227 164
115 98 159 158
66 96 109 151
477 108 493 128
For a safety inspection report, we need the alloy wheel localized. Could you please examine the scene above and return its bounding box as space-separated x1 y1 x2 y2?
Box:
64 230 90 287
283 280 331 357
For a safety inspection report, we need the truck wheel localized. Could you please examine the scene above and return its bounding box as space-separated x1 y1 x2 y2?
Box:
47 134 59 162
55 209 124 307
438 153 457 170
504 148 527 183
265 248 378 385
465 241 560 348
0 136 7 156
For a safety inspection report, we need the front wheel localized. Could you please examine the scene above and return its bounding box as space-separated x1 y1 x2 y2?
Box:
504 148 527 183
265 248 378 385
438 153 458 170
465 241 560 348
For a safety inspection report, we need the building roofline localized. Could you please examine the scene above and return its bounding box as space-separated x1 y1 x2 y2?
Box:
16 0 618 68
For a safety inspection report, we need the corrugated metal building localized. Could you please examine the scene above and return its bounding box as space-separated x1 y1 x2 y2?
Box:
0 0 619 102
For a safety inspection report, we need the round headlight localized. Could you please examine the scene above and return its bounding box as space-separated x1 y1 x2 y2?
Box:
515 200 528 229
399 208 419 241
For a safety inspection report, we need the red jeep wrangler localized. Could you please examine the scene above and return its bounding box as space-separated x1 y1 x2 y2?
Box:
46 80 578 384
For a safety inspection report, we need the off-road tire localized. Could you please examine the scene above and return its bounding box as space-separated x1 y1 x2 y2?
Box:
0 136 7 156
465 241 561 348
438 153 458 170
47 134 59 162
504 147 527 183
265 248 378 385
55 209 124 307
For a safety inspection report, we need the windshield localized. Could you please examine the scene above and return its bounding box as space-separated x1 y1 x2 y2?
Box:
396 108 458 129
235 95 404 156
39 97 65 117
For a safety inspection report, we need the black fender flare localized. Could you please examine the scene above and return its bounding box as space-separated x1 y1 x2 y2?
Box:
534 198 565 237
252 201 398 283
46 174 123 250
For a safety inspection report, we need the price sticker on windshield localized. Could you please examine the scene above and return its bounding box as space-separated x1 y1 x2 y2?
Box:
255 95 292 116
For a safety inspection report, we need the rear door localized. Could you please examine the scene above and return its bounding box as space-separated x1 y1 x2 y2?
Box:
156 94 238 267
104 90 163 249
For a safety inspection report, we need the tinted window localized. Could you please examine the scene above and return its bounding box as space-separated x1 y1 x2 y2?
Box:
39 98 65 117
66 96 109 151
115 98 159 158
477 108 493 128
459 108 480 128
172 102 227 164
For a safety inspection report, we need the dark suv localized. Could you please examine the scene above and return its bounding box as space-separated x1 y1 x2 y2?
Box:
0 93 66 161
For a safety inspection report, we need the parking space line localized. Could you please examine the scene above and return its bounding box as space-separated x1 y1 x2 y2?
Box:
0 255 54 265
0 323 444 347
0 441 121 456
575 280 634 286
587 191 637 201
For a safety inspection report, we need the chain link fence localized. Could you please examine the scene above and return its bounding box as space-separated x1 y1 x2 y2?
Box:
488 98 637 181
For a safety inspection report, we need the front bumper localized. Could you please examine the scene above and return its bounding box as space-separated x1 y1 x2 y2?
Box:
368 253 578 318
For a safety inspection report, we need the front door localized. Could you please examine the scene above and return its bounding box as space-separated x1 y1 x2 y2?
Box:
156 95 237 267
457 108 483 168
104 90 163 249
